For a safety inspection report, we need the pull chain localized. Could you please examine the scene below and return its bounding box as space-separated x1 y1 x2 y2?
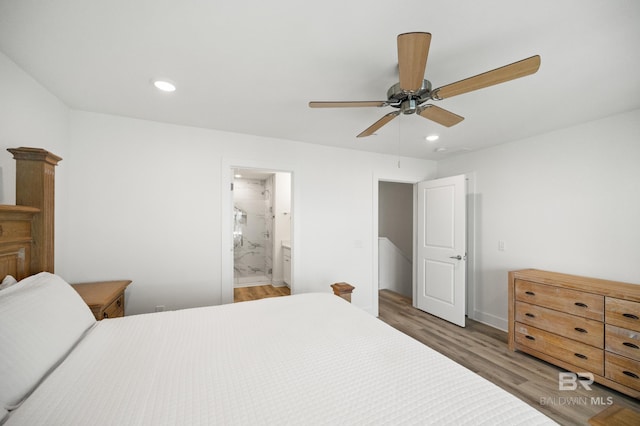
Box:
397 116 401 168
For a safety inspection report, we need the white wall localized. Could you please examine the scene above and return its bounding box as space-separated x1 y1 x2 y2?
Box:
378 181 413 258
62 111 437 315
0 50 437 316
9 46 636 328
0 52 70 262
437 109 640 330
378 237 412 297
0 52 69 201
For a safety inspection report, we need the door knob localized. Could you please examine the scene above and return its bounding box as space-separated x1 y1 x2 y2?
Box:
449 255 462 260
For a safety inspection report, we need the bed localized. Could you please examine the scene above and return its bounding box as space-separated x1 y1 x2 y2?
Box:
1 274 556 426
0 150 557 425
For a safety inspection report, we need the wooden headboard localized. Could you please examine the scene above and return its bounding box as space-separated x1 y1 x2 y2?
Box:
0 147 61 281
0 205 39 280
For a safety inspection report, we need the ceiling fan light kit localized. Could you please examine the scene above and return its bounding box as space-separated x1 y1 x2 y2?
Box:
309 32 540 138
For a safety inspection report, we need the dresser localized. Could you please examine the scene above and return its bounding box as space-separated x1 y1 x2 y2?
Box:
508 269 640 398
72 280 132 320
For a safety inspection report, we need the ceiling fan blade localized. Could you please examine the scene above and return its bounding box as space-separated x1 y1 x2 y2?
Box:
309 101 386 108
433 55 541 99
418 105 464 127
357 111 400 138
397 32 431 92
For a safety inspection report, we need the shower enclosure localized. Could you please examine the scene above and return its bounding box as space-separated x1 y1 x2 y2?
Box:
233 175 274 286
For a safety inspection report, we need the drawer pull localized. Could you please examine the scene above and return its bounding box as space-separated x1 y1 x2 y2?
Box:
623 342 640 349
623 371 639 379
525 313 535 318
103 312 109 319
574 327 587 333
525 335 535 341
117 299 122 307
574 353 587 359
574 302 588 308
525 291 535 296
623 313 639 320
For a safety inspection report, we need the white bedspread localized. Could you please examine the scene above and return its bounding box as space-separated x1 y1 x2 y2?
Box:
6 293 556 425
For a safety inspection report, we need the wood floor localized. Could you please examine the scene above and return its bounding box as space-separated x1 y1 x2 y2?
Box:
378 289 640 426
234 284 290 302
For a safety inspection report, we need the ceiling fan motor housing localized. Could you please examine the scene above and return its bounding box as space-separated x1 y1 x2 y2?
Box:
387 79 433 114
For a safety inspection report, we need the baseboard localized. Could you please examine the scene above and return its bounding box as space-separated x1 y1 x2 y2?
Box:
471 310 508 332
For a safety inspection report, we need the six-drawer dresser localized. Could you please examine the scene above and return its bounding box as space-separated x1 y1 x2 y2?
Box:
508 269 640 398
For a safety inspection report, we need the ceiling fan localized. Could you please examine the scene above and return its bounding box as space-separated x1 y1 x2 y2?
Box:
309 32 540 138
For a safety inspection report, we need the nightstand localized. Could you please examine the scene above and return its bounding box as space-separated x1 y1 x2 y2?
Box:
72 280 132 320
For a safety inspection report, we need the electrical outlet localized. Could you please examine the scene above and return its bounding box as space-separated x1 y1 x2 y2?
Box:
155 305 165 312
498 240 506 251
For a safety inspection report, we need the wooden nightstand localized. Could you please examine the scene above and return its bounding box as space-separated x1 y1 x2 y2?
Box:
72 280 132 320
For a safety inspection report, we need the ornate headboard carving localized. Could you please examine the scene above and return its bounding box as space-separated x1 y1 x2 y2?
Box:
0 205 40 280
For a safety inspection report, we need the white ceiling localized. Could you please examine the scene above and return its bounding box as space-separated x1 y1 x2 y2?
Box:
1 0 639 160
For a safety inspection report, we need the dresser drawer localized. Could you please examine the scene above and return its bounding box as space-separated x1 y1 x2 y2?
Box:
103 294 124 319
516 301 603 348
605 352 640 391
606 324 640 361
606 298 640 332
515 323 604 375
515 279 603 321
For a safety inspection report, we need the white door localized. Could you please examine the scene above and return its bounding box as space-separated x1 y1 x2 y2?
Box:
416 175 466 327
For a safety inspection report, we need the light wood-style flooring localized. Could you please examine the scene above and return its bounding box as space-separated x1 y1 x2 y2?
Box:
378 289 640 426
234 284 290 302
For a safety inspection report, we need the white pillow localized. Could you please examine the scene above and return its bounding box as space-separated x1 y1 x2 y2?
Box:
0 275 18 291
0 272 96 411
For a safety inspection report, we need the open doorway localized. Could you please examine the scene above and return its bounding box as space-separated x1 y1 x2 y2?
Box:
375 175 476 325
232 168 292 302
378 181 414 302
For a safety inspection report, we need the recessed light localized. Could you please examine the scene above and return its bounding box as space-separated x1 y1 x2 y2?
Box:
425 135 439 142
152 79 176 92
234 174 242 178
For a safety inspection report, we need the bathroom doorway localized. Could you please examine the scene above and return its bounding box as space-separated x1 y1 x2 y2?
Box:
232 168 292 302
